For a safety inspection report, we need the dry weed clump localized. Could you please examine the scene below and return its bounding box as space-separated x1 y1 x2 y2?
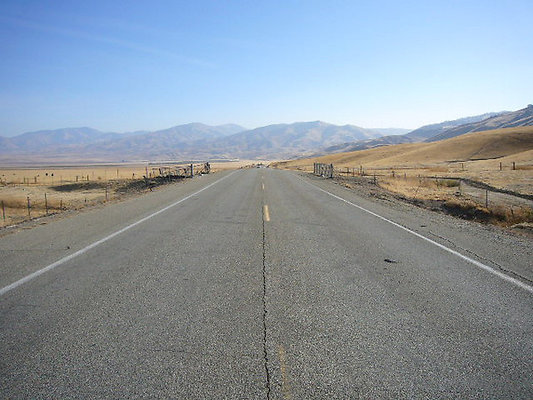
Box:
378 176 460 201
489 204 533 225
440 199 489 220
436 179 460 188
0 197 29 209
426 198 533 226
376 176 533 226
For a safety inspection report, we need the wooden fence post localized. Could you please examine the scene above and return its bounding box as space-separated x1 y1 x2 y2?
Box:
1 200 5 223
27 196 31 218
44 193 48 215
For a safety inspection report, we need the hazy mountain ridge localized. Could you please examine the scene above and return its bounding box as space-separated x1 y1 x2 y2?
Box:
195 121 382 159
426 105 533 142
2 127 122 153
405 112 508 141
0 127 154 154
1 106 531 161
0 123 246 157
0 121 379 160
368 128 412 136
78 123 247 159
317 108 531 155
320 134 418 154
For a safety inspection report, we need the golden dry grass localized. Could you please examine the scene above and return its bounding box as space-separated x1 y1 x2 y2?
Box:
1 178 121 226
0 164 184 227
280 126 533 168
378 176 460 201
276 126 533 226
0 166 150 185
0 161 255 227
0 159 257 185
276 126 533 195
209 160 265 171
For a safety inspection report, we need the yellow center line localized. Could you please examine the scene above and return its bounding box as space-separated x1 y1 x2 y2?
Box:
278 345 292 399
263 204 270 222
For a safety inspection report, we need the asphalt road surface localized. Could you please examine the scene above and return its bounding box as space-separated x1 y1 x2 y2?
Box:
1 168 532 399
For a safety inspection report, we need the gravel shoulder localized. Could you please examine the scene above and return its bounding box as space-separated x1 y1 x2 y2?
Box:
295 171 533 284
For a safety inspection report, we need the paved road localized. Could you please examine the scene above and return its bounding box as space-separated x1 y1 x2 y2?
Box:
1 168 532 399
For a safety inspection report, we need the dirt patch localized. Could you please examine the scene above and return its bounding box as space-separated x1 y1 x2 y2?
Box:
51 182 107 192
115 176 186 193
510 223 533 238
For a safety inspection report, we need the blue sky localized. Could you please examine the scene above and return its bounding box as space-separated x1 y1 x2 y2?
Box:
1 0 532 136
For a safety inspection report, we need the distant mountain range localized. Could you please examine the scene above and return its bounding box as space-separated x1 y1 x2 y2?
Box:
0 124 244 156
1 127 124 153
322 134 418 154
404 112 507 141
75 123 247 160
193 122 382 159
1 105 531 162
368 128 412 136
0 121 381 161
320 105 533 155
426 104 533 142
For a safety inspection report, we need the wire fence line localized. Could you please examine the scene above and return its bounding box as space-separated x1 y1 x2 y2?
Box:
0 163 211 227
313 163 533 215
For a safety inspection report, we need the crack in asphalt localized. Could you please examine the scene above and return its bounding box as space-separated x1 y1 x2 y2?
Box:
262 190 272 400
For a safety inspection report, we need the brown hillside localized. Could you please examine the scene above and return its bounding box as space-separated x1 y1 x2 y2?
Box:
279 126 533 169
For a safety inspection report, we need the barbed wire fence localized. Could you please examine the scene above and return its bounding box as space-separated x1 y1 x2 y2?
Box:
0 163 212 227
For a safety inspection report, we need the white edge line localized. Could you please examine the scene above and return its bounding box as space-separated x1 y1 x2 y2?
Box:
0 170 238 297
301 176 533 294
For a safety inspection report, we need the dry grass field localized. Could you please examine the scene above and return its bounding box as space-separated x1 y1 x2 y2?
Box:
0 160 254 227
275 126 533 226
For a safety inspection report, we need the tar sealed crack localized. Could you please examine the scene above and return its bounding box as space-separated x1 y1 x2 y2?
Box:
262 200 272 400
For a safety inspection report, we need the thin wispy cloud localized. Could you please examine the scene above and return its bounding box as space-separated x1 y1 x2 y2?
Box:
1 15 214 68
